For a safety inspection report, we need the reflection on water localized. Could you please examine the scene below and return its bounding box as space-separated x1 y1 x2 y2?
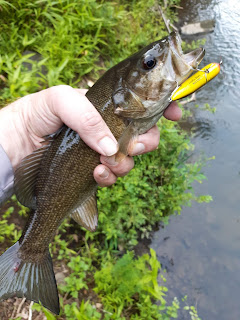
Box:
151 0 240 319
180 118 215 140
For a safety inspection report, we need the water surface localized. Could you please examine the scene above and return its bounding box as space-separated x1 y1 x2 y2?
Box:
151 1 240 319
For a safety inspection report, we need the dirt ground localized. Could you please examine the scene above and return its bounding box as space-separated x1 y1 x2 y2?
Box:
0 298 47 320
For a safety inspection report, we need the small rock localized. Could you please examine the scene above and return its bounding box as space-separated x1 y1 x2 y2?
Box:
96 303 102 309
87 80 94 87
118 244 124 251
72 234 78 242
180 19 215 37
55 272 66 285
0 74 6 82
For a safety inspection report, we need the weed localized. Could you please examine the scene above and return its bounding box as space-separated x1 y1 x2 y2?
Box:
0 0 205 319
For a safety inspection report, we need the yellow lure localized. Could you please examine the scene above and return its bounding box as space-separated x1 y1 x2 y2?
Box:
171 62 221 101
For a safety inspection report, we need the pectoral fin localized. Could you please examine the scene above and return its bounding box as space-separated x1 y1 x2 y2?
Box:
115 122 138 162
71 192 98 232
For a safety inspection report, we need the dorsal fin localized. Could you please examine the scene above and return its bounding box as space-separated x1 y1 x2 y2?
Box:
71 192 98 232
14 145 49 209
14 127 64 209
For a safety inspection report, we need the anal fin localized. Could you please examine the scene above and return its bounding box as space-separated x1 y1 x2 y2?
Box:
71 192 98 232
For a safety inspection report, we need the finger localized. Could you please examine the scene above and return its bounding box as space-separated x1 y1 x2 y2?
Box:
94 164 117 187
100 154 135 177
129 125 160 156
76 88 88 95
45 85 118 156
163 101 182 121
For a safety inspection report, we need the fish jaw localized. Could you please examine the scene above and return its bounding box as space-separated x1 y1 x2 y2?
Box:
166 31 205 84
183 48 205 70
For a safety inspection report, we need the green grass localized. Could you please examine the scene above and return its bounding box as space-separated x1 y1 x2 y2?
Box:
0 0 173 103
0 0 206 319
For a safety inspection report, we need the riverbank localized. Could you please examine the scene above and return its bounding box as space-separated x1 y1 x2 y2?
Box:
0 1 211 319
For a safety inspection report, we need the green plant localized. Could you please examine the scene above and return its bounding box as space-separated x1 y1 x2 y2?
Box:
64 301 102 320
0 201 22 245
60 256 92 298
94 249 182 319
82 116 212 252
0 218 16 243
184 305 202 320
0 0 172 104
0 1 207 319
32 303 57 320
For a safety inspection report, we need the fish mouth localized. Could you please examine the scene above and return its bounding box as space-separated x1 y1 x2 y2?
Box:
183 48 205 69
167 31 205 83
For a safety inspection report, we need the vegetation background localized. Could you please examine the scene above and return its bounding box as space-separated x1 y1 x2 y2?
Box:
0 0 211 319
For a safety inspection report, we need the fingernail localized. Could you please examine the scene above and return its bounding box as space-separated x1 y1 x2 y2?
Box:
99 168 109 179
132 143 145 155
102 155 117 166
98 137 118 156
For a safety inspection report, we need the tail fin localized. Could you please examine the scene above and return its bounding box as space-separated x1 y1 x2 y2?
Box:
0 242 60 314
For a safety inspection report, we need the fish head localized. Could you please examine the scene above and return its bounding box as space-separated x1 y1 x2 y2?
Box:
126 31 205 99
113 31 205 120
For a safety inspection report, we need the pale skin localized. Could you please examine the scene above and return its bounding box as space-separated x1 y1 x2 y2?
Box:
0 85 182 187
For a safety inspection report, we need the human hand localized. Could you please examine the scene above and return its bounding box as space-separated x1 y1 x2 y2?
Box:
0 85 181 187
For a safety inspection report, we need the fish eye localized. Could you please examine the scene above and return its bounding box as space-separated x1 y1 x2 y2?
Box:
143 56 156 70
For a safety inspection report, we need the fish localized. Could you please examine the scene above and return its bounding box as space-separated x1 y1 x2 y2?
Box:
0 31 204 314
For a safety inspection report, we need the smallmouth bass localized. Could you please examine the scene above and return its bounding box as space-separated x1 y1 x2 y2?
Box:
0 32 204 314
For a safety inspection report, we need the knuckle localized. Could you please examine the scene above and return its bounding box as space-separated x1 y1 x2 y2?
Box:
151 139 159 150
81 111 103 130
49 85 74 108
118 170 130 177
147 130 160 151
98 175 117 187
115 158 134 177
51 85 73 95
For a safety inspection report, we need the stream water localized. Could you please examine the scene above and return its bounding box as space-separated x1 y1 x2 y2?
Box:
151 1 240 319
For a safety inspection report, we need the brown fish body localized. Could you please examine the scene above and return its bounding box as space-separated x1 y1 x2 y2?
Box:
18 76 129 261
0 32 205 314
